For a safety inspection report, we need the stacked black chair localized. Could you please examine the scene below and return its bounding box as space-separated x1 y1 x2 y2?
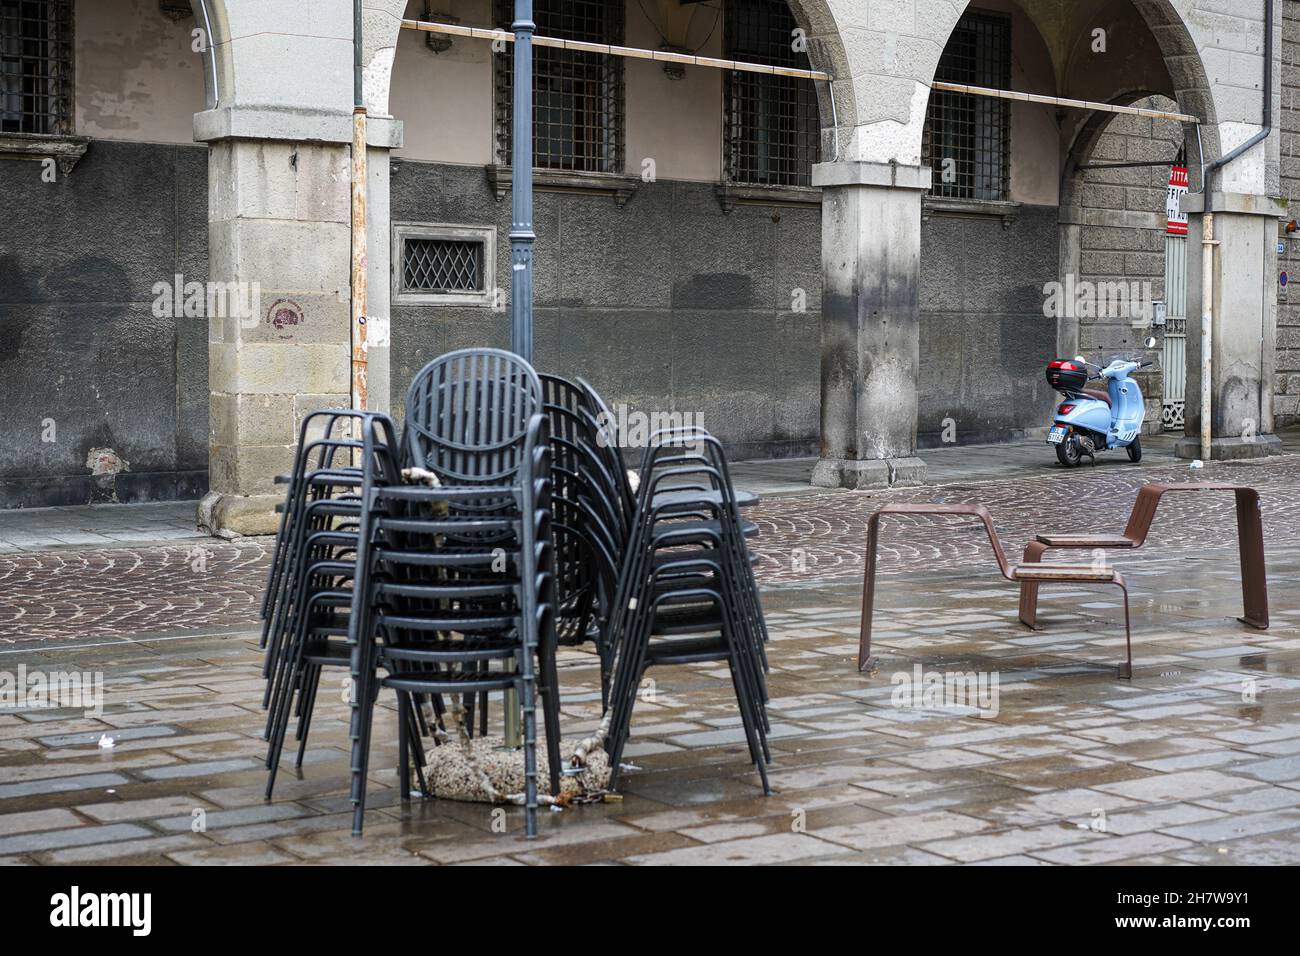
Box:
259 409 406 798
346 349 560 838
604 427 772 795
538 374 641 707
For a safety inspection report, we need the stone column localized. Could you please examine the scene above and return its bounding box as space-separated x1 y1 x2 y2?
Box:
1176 191 1286 460
1056 206 1083 361
193 2 402 535
811 161 929 490
200 138 355 535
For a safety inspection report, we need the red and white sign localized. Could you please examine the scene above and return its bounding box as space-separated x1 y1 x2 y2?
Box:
1167 165 1189 236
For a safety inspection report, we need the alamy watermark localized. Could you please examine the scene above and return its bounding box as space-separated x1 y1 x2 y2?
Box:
0 664 104 717
1043 275 1153 323
597 403 705 448
152 273 261 327
890 664 1000 719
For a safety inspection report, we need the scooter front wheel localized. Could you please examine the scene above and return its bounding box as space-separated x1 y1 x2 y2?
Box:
1127 436 1142 462
1056 437 1082 467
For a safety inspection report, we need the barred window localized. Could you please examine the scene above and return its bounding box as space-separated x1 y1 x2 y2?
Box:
923 9 1010 201
724 0 820 187
494 0 625 173
393 224 497 307
0 0 73 135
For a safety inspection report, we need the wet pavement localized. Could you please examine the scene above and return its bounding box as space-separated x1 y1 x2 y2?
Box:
1 437 1298 865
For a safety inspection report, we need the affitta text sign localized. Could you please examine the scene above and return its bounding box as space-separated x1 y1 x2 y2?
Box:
1167 165 1190 236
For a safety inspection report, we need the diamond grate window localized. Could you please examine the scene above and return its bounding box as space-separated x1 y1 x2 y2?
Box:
724 0 820 187
403 238 485 294
923 9 1011 201
494 0 625 173
0 0 73 135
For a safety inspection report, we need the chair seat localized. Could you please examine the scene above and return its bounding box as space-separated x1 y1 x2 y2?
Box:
652 602 725 636
1035 533 1134 548
381 636 518 664
644 634 730 666
652 488 758 510
650 518 758 544
1011 563 1118 583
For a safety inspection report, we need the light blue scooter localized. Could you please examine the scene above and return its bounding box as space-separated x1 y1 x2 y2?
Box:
1045 340 1156 467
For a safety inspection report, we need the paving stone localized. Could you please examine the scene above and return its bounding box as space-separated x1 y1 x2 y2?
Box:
816 810 991 851
1092 769 1259 803
0 822 151 856
1099 802 1226 836
920 823 1103 862
153 802 309 833
1171 832 1300 865
1033 832 1196 864
624 832 850 865
1234 754 1300 783
165 842 299 865
38 833 211 864
0 807 83 836
137 758 262 780
1157 809 1300 843
0 772 128 801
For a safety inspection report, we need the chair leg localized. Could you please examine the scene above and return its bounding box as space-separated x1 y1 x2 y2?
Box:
397 691 411 806
293 664 322 769
1235 490 1270 629
1018 540 1049 630
349 642 377 837
537 617 564 798
1115 577 1133 680
519 672 539 840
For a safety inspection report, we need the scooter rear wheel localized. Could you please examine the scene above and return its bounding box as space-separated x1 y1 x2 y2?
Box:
1127 436 1142 462
1056 437 1082 467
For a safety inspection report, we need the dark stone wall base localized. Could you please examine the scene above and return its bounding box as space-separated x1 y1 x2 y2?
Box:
0 470 208 510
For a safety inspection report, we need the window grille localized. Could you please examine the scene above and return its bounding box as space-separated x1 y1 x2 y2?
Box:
923 9 1011 201
0 0 73 135
494 0 625 173
724 0 820 187
403 237 485 294
394 225 497 307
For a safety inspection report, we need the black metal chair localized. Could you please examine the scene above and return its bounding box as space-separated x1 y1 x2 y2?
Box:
603 427 772 795
346 349 559 837
260 410 406 799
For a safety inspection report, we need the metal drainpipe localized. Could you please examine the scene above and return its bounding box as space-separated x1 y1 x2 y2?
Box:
1197 0 1274 460
351 0 369 411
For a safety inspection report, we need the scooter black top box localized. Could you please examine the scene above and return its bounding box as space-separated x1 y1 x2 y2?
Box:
1045 359 1088 393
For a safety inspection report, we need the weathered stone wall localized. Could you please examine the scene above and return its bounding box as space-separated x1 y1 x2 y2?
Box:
390 161 1062 457
389 162 823 460
0 141 210 509
1276 0 1300 426
918 204 1061 448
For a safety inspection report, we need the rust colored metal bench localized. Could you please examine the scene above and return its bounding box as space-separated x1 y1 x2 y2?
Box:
1017 482 1268 632
859 503 1136 679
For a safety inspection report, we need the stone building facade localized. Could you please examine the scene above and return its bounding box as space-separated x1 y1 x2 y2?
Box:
0 0 1291 528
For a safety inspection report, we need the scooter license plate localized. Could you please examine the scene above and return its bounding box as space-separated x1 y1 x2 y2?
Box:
1047 426 1067 445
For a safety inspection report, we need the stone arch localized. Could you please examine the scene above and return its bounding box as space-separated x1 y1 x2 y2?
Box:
783 0 861 162
901 0 1224 175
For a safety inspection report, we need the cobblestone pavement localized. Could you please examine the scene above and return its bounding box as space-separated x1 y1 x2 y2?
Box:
1 452 1296 644
1 555 1298 865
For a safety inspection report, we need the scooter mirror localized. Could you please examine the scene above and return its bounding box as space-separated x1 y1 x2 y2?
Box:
1143 335 1158 349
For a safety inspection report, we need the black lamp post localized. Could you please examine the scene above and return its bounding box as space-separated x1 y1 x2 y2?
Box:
509 0 535 362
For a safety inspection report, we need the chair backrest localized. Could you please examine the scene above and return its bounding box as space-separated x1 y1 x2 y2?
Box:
403 348 542 486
